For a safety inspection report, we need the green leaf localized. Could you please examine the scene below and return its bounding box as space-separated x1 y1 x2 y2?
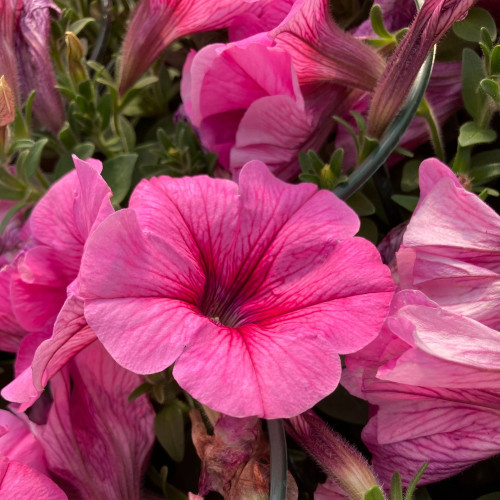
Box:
0 201 26 233
462 49 487 122
475 493 500 500
458 121 497 147
23 139 48 179
128 382 153 402
471 149 500 166
470 163 500 184
154 404 185 463
391 194 418 212
101 154 138 204
390 472 403 500
370 4 392 39
365 486 386 500
118 115 136 151
24 90 36 130
480 78 499 103
97 94 113 130
404 463 428 500
68 17 95 36
453 8 497 43
0 167 25 190
401 160 420 192
414 487 432 500
357 218 378 244
347 191 376 216
491 45 500 76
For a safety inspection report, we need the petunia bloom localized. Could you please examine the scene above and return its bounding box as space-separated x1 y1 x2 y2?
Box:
2 156 113 409
343 159 500 486
119 0 286 94
270 0 385 90
80 160 394 418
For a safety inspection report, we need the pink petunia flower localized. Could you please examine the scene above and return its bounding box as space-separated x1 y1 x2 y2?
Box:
0 342 155 499
343 159 500 486
2 156 113 409
118 0 291 94
79 160 394 418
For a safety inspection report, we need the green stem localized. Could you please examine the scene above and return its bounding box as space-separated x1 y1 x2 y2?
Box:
268 419 287 500
418 97 445 162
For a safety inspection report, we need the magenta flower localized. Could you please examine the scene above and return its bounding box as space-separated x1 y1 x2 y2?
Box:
79 161 394 418
32 341 155 499
343 159 500 486
0 457 67 499
228 0 295 41
0 342 155 499
2 156 113 409
119 0 276 94
367 0 477 138
270 0 385 90
181 35 353 180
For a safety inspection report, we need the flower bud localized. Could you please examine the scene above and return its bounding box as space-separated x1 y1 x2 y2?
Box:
286 410 384 500
0 75 15 127
65 31 87 84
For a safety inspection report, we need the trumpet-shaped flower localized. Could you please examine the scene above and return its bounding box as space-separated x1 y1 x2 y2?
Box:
343 159 500 486
2 156 113 409
119 0 284 94
80 161 394 418
270 0 385 90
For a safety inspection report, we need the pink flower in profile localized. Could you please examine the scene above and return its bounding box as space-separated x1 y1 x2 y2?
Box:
343 159 500 486
270 0 385 90
119 0 285 94
2 156 113 409
80 160 394 418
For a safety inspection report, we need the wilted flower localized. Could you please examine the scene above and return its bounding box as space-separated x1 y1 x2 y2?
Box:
343 159 500 486
0 75 15 128
191 410 298 498
367 0 476 138
14 0 64 133
79 161 393 418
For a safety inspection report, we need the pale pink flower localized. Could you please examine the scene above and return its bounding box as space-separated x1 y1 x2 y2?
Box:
367 0 477 138
79 160 394 418
343 159 500 486
119 0 279 94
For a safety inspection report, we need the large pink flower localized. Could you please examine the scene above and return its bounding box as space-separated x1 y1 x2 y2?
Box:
343 159 500 486
79 161 394 418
